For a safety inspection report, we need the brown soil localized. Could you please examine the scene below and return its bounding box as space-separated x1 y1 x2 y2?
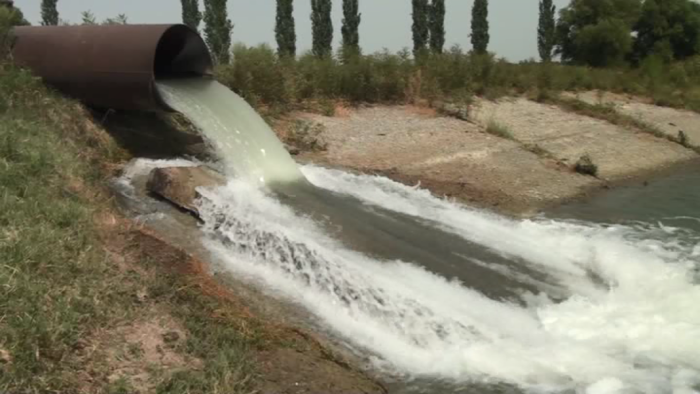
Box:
76 310 199 393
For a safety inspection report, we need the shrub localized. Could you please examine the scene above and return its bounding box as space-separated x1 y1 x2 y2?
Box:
215 44 700 116
287 119 327 151
485 119 513 139
574 154 598 176
0 7 20 59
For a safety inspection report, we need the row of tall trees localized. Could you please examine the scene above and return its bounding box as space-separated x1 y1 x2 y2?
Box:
276 0 360 58
40 0 58 26
412 0 448 55
180 0 233 64
310 0 333 57
276 0 296 57
41 0 700 68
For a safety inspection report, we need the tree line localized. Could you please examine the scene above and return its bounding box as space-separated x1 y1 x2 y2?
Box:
35 0 700 68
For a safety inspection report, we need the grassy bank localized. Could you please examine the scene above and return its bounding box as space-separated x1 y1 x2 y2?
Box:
217 44 700 116
0 61 262 393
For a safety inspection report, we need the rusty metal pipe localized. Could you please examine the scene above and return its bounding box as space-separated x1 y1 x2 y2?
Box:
11 24 212 111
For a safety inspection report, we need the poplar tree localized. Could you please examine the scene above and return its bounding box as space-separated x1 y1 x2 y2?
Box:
41 0 58 26
471 0 489 54
81 10 97 25
275 0 296 57
538 0 556 62
429 0 445 53
412 0 429 55
311 0 333 57
341 0 361 52
203 0 233 64
181 0 202 31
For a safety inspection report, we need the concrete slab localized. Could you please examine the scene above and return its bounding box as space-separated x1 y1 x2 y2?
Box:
568 91 700 148
298 106 597 214
471 98 696 181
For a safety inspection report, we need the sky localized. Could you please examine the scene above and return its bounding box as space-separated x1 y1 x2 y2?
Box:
14 0 572 62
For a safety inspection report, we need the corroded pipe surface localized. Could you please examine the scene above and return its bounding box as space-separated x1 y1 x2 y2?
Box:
12 24 212 111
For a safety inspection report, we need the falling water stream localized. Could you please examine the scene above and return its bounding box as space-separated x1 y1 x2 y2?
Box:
154 79 700 394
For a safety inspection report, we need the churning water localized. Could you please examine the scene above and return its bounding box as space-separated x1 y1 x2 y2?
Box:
155 79 700 393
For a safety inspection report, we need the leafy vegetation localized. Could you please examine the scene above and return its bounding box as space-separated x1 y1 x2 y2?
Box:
0 15 262 393
471 0 490 54
633 0 700 63
287 119 328 151
275 0 296 57
0 4 27 27
538 0 556 62
40 0 58 26
485 119 513 139
428 0 445 54
341 0 361 54
181 0 202 32
556 0 641 67
412 0 430 56
79 10 128 25
311 0 333 58
557 0 700 67
574 154 598 177
216 41 700 118
203 0 233 64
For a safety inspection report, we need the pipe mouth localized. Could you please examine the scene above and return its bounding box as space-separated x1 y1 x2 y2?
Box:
12 24 213 112
153 25 213 111
155 25 213 80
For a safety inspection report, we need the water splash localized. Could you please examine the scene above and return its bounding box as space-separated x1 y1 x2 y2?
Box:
194 165 700 393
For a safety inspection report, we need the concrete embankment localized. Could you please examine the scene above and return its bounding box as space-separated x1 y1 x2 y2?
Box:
286 96 698 215
566 91 700 147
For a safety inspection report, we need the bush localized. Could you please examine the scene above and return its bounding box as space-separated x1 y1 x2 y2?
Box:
286 119 327 151
574 154 598 176
485 119 513 139
215 44 700 116
0 7 20 59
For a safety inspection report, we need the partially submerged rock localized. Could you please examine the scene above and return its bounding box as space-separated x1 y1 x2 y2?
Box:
147 166 225 214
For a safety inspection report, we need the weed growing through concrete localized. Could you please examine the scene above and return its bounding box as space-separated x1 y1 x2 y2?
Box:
485 119 514 140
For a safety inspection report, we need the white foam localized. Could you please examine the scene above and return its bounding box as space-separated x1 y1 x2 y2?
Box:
195 167 700 393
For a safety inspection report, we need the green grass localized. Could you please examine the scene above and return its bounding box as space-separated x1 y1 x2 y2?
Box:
0 61 260 393
0 64 129 390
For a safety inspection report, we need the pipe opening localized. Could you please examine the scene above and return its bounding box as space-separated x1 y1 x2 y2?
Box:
12 24 213 111
155 25 212 80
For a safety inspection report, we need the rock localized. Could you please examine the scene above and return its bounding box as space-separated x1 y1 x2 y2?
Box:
147 166 226 214
162 331 180 344
285 144 301 156
0 349 11 365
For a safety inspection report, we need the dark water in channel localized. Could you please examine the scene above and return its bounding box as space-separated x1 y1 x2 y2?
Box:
551 163 700 232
